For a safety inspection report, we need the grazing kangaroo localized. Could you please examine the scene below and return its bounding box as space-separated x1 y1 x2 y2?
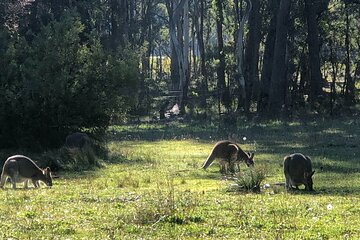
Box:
202 140 255 174
283 153 315 191
65 132 91 149
0 155 53 189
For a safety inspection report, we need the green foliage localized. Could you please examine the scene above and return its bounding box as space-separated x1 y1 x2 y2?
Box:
0 11 139 149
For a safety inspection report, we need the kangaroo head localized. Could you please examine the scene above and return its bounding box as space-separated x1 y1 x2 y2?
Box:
245 152 255 167
304 170 315 191
42 167 53 187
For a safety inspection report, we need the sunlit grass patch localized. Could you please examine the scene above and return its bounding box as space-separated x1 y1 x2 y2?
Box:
0 119 360 239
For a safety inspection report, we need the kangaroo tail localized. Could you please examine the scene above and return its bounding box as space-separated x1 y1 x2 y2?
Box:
202 152 216 170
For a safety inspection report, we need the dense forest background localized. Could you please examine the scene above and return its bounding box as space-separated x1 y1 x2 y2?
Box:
0 0 359 149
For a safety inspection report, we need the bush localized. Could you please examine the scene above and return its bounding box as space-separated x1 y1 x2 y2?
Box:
0 11 139 149
234 165 268 193
37 136 108 171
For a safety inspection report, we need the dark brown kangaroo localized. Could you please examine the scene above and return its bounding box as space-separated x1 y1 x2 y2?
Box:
202 140 254 174
65 132 91 149
283 153 315 191
0 155 53 189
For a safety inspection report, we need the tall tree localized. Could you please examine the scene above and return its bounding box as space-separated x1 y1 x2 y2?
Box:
258 0 280 112
165 0 189 112
244 0 261 112
304 0 324 105
234 0 252 112
109 0 129 51
215 0 231 110
343 2 355 104
194 0 208 109
267 0 291 114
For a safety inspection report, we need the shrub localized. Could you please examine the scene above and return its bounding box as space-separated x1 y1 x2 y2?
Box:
0 11 139 149
235 165 268 193
40 142 104 171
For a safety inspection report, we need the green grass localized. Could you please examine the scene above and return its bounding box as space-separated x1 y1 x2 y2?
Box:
1 119 360 239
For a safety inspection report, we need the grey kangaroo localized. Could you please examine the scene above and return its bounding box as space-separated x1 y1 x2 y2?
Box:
202 140 254 174
283 153 315 191
0 155 53 189
65 132 91 149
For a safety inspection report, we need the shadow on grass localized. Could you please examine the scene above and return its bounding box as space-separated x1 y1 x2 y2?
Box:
106 153 157 166
313 186 360 196
313 162 360 174
190 170 224 180
107 119 359 162
108 118 359 142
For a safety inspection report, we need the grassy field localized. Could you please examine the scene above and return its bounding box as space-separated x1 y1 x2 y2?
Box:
0 119 359 239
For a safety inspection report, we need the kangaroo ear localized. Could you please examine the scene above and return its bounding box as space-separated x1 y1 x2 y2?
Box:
43 167 52 176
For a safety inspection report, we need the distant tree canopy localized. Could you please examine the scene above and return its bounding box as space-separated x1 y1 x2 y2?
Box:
0 0 359 148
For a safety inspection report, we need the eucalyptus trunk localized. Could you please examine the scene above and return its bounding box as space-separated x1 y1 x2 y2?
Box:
244 0 261 112
258 0 279 113
304 0 324 105
215 0 230 111
235 0 252 112
267 0 291 115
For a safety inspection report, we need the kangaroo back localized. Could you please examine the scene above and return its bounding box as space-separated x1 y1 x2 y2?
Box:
7 155 42 178
284 153 314 191
65 132 91 149
201 141 229 169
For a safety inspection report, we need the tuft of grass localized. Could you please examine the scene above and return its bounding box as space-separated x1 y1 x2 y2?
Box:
234 165 268 193
117 174 140 188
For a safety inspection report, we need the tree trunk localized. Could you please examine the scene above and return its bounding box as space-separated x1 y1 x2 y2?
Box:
329 40 338 115
244 0 261 112
194 0 208 110
235 0 252 112
110 0 128 51
304 0 323 105
181 0 190 113
166 0 188 113
344 4 355 105
258 0 280 113
215 0 231 111
170 43 180 89
267 0 291 115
